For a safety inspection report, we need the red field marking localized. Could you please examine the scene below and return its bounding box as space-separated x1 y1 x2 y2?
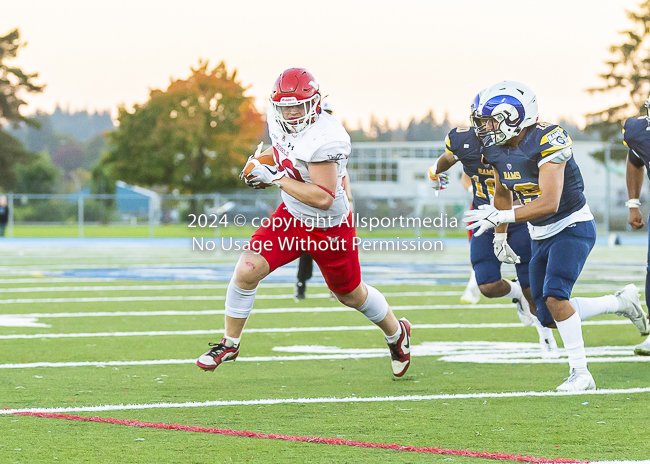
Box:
15 411 585 463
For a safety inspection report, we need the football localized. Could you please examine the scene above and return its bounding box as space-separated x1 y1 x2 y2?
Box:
241 146 277 188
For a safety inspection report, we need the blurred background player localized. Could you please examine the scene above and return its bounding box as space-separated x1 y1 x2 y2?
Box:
294 101 353 301
0 195 8 237
622 96 650 356
197 68 411 377
428 92 559 357
466 80 648 391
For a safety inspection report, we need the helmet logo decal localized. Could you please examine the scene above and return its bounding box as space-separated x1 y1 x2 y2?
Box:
482 95 525 127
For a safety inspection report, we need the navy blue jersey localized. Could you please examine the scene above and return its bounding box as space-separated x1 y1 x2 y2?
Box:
444 127 493 208
623 116 650 174
482 123 586 227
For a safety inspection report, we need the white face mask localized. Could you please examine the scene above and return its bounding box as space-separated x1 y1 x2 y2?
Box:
271 93 321 135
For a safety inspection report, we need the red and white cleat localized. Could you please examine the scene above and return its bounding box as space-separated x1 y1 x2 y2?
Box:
196 338 240 371
387 318 411 377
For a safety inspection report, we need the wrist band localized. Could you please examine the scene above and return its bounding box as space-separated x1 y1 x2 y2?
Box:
625 198 641 208
503 209 516 223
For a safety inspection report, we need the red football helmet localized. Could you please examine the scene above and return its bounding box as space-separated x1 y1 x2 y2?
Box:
270 68 321 135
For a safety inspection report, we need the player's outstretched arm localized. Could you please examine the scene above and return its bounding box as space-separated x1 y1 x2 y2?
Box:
626 155 646 229
434 152 458 173
274 161 339 210
427 152 456 190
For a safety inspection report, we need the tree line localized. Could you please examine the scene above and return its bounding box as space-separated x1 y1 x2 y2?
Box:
2 1 650 197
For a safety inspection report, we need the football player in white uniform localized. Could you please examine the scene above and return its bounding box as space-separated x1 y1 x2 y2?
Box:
294 101 353 301
197 68 411 377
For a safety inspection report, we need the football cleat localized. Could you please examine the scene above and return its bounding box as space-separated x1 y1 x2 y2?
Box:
540 337 560 359
556 369 596 392
614 284 649 335
294 281 306 301
196 338 240 371
634 336 650 356
460 286 481 305
460 277 481 304
387 318 411 377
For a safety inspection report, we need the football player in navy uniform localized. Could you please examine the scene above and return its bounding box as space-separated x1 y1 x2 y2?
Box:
622 97 650 356
429 92 560 358
465 81 649 391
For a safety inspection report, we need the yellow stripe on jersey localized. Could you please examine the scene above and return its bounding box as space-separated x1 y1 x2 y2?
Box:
622 128 628 147
444 134 454 156
540 127 572 157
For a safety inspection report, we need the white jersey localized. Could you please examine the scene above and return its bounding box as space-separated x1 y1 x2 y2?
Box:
267 106 351 227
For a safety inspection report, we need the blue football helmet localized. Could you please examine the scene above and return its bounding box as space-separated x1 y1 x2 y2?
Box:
470 89 486 115
471 81 538 146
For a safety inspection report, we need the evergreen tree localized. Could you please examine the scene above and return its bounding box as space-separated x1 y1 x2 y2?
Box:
0 29 44 190
586 1 650 141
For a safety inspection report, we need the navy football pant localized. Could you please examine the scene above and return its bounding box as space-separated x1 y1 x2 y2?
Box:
470 221 531 289
529 220 596 327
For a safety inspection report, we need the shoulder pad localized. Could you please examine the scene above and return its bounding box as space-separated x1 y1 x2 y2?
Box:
536 124 572 159
446 127 476 156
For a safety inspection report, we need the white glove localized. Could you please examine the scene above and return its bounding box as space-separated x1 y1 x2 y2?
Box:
427 165 449 190
493 232 520 264
463 205 516 237
247 164 285 185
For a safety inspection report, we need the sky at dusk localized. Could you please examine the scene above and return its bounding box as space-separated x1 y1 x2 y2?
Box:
1 0 643 129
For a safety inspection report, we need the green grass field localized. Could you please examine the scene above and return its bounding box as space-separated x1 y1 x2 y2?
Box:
0 243 648 463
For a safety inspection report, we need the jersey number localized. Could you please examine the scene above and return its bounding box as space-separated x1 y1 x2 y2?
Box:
471 175 495 200
513 182 541 204
273 148 304 182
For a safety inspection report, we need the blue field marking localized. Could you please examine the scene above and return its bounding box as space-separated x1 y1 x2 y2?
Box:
44 261 472 285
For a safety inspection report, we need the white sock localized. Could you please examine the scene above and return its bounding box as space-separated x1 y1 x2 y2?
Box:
224 279 257 319
465 270 478 293
504 279 523 300
532 316 553 341
223 336 240 347
555 313 588 374
569 295 617 321
385 324 402 344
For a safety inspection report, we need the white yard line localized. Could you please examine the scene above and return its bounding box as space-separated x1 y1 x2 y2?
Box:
0 319 635 340
1 303 512 319
2 387 650 415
